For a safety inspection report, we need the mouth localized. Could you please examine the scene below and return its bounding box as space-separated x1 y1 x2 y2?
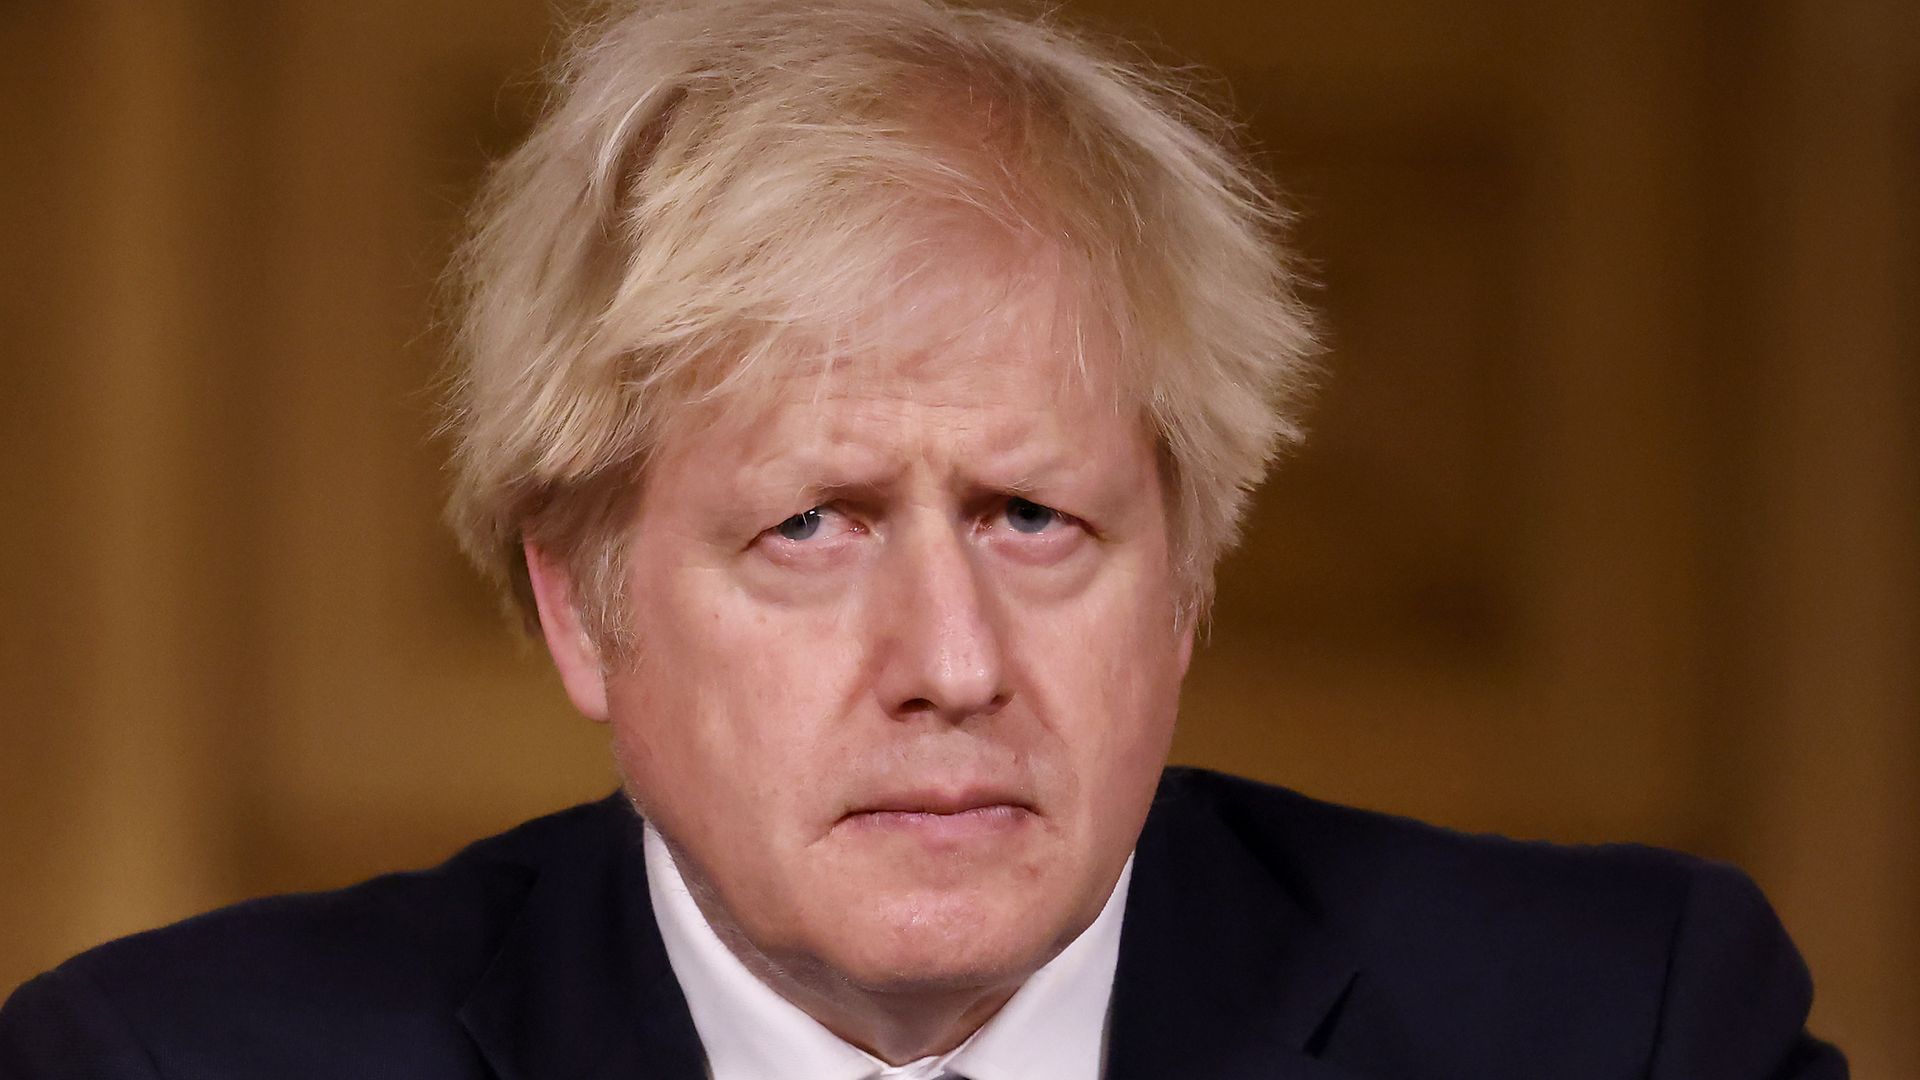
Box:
837 787 1037 842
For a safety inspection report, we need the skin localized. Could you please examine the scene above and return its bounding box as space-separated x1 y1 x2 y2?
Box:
527 258 1193 1064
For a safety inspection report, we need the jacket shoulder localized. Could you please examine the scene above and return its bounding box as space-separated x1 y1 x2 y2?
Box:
0 794 633 1078
1152 768 1839 1077
1161 765 1727 931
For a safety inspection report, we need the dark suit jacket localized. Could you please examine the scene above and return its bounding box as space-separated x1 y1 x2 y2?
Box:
0 768 1844 1079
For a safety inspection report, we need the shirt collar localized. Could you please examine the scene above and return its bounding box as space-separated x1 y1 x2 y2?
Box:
644 823 1130 1080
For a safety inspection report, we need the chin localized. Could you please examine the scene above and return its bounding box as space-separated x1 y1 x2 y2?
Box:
816 888 1068 995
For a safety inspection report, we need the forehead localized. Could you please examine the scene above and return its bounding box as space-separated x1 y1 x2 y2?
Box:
671 331 1137 505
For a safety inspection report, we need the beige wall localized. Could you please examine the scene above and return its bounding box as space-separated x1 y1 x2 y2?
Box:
3 0 1914 1072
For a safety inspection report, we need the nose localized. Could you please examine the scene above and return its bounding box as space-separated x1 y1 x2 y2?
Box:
873 519 1010 723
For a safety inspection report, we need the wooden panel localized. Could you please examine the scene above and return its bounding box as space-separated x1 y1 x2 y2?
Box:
0 0 98 992
1173 0 1714 853
228 0 614 898
1176 121 1538 831
1727 0 1920 1069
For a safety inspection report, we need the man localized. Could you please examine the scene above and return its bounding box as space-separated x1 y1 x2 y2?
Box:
0 0 1844 1077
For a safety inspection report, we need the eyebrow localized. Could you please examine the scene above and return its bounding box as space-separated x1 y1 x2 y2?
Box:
743 452 1105 514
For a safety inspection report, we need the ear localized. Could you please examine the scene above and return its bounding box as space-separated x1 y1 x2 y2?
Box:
523 540 610 722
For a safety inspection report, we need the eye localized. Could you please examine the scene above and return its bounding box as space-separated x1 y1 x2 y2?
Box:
776 508 824 541
760 505 859 550
1003 496 1059 534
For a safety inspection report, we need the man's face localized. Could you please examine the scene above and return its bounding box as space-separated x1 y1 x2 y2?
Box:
569 266 1191 996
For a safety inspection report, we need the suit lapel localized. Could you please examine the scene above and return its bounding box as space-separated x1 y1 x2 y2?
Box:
1105 772 1367 1080
458 798 708 1080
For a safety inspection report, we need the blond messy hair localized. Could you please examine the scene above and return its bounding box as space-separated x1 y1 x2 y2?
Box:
444 0 1316 644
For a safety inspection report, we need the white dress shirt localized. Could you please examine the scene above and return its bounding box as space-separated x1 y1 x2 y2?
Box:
644 824 1131 1080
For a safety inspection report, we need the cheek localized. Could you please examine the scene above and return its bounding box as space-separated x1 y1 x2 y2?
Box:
609 568 871 813
1003 561 1183 793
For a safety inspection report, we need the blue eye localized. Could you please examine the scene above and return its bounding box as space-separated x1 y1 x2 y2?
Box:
776 508 823 541
1005 497 1057 534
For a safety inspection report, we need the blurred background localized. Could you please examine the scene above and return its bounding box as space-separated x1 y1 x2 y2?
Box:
2 0 1914 1071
